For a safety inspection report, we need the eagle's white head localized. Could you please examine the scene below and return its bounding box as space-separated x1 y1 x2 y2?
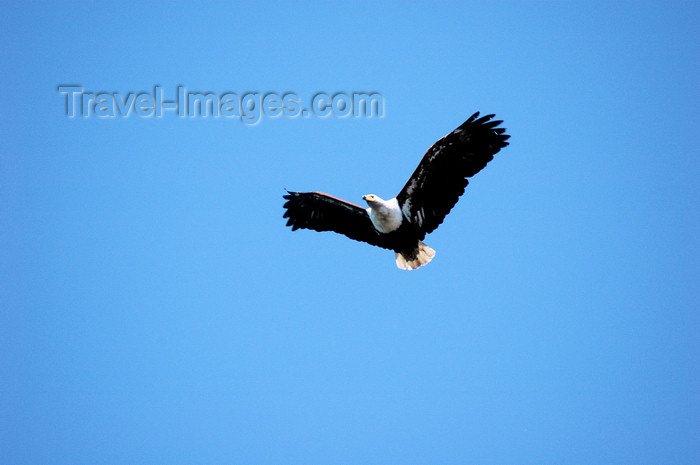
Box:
362 194 383 206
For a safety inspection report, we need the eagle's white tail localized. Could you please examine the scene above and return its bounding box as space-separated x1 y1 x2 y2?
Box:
395 241 436 270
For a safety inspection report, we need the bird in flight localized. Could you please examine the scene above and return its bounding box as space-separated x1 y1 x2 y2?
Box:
283 112 510 270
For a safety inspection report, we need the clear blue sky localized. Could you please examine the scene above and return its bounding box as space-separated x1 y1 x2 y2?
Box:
2 1 698 464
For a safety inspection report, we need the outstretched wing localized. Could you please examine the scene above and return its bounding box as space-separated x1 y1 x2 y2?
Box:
396 112 510 237
283 191 394 250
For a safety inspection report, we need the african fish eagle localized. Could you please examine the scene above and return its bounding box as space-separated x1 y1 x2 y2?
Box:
282 112 510 270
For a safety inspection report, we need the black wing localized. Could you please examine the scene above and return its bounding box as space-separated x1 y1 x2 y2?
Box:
283 191 395 250
396 112 510 238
